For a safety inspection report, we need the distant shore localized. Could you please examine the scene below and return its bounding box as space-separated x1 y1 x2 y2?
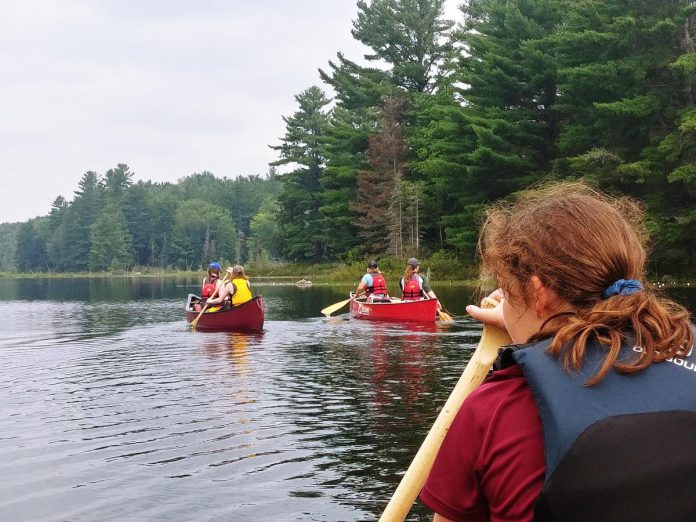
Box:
1 263 693 289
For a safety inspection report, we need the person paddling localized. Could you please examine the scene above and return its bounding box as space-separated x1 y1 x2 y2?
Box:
356 259 390 302
207 264 253 307
399 257 441 311
201 262 223 301
420 182 696 522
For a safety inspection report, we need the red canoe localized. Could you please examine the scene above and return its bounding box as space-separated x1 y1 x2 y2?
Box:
186 294 266 331
349 295 439 323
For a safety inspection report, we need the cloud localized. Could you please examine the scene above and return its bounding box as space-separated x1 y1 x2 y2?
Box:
0 0 461 223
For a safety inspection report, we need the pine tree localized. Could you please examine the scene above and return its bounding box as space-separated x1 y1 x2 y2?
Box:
354 96 410 255
271 86 331 261
89 204 133 271
352 0 454 92
63 171 103 271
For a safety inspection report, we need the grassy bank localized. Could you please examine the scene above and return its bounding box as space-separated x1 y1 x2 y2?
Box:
0 253 479 285
2 253 694 288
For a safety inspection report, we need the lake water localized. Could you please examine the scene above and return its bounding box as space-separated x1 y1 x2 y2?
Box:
1 277 694 521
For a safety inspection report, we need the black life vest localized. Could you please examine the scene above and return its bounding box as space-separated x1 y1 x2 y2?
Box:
401 275 422 300
511 332 696 522
367 273 388 296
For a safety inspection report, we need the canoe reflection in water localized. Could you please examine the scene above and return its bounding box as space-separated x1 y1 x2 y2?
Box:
369 322 443 426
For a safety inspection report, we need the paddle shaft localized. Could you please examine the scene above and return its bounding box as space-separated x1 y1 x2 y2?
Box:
190 275 229 328
321 292 365 317
379 299 511 521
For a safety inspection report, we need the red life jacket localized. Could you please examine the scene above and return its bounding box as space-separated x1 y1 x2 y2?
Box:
367 273 388 296
402 275 423 300
201 278 218 298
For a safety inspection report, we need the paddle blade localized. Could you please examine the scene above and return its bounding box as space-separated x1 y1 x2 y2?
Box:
438 310 454 322
321 298 352 317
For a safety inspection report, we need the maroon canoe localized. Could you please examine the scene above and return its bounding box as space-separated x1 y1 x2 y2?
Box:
349 294 439 323
186 294 266 332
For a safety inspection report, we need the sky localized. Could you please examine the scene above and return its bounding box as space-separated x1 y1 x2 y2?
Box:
0 1 461 224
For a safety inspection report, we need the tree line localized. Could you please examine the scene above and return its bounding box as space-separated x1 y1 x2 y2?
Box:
4 0 696 275
6 166 282 272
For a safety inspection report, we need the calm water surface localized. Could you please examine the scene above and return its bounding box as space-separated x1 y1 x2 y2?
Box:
1 277 694 521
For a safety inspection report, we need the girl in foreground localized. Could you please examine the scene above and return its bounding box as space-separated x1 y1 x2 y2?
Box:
420 183 696 522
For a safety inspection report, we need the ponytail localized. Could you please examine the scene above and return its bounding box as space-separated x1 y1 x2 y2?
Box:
532 291 693 385
403 266 416 284
479 181 694 385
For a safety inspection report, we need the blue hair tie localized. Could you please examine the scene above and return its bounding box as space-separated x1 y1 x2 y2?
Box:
602 279 643 299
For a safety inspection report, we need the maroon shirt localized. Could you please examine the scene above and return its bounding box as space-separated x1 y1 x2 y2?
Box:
420 365 545 522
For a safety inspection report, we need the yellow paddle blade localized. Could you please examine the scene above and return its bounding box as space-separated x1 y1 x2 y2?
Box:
438 310 454 322
321 297 353 317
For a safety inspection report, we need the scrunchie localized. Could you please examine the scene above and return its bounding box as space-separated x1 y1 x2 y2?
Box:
602 279 643 299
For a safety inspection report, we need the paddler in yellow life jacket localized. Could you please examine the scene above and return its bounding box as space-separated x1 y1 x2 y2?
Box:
207 264 253 307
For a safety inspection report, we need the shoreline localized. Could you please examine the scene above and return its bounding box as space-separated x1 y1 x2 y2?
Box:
0 270 693 288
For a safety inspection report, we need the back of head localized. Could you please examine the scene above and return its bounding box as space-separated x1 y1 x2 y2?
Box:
232 264 248 280
404 257 419 281
479 181 692 383
208 261 221 277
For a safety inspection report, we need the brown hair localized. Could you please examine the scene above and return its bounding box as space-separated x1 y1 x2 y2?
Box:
479 181 693 385
231 264 249 280
403 265 418 284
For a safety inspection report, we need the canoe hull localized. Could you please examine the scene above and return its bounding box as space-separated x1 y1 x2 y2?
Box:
186 295 266 332
349 297 438 323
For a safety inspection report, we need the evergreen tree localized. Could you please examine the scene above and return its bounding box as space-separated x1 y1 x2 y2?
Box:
317 106 372 258
169 199 236 268
436 0 562 253
14 219 49 272
552 0 696 271
352 0 455 92
0 223 19 272
103 163 133 204
271 86 331 261
89 205 133 271
63 171 103 271
354 96 410 255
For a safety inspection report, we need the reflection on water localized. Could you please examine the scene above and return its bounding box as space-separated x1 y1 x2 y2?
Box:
0 278 694 521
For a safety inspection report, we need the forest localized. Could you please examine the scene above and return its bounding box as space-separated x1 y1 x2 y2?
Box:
3 0 695 276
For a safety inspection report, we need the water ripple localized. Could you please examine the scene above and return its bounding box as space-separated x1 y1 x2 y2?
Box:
0 289 489 521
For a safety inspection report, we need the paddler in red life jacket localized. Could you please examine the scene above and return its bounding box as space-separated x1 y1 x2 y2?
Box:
355 259 390 302
194 261 224 312
399 257 442 311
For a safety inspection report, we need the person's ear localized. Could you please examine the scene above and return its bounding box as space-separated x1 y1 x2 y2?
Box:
530 275 553 318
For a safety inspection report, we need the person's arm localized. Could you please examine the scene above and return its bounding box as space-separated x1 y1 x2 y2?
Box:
356 274 371 295
207 281 230 305
426 290 442 310
421 276 442 310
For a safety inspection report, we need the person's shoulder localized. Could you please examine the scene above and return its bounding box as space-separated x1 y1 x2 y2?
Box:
464 365 530 416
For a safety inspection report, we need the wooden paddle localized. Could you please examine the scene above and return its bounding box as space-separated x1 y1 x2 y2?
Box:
437 308 454 322
189 275 229 330
422 267 453 322
321 292 364 317
378 297 511 521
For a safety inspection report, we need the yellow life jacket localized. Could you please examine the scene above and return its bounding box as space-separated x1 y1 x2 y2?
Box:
231 277 252 305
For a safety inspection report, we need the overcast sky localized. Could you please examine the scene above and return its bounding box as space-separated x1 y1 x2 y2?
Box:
0 1 461 224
